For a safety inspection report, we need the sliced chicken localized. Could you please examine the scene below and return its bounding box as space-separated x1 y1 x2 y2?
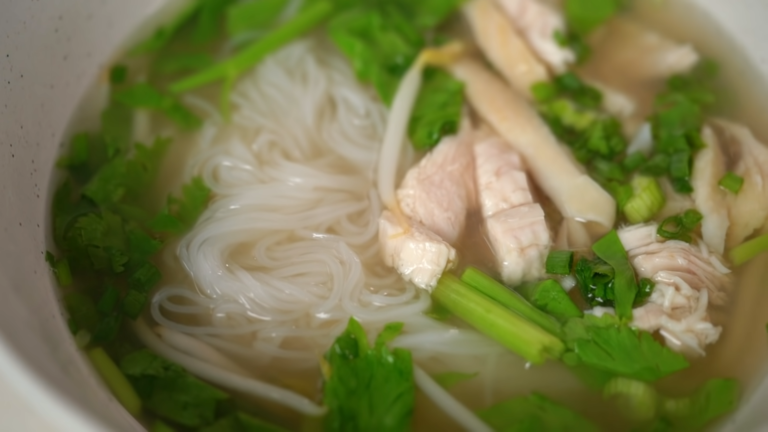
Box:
691 126 729 254
710 119 768 249
487 204 550 285
618 223 731 356
494 0 574 73
463 0 549 99
379 210 457 291
474 137 550 285
578 18 700 135
448 57 616 236
474 136 533 217
397 133 475 245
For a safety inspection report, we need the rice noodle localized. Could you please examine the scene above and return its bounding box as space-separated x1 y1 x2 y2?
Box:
150 36 504 418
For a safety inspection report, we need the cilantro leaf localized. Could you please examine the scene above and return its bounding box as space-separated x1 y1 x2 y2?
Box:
562 315 689 382
323 318 415 432
114 83 201 130
408 68 464 150
150 177 211 235
121 349 229 428
478 393 599 432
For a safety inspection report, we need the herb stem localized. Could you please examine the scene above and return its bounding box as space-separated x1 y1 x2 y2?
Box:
87 347 142 416
433 274 564 364
170 1 334 93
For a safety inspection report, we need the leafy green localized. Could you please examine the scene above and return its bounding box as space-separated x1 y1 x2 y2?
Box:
226 0 288 37
591 230 638 320
150 177 211 235
154 53 216 75
121 349 229 428
408 68 464 150
432 371 478 390
114 83 201 130
562 315 689 381
323 318 415 432
109 65 129 85
575 256 615 307
657 209 703 243
517 279 583 323
171 0 335 93
564 0 624 35
64 293 101 335
478 393 599 432
328 0 464 148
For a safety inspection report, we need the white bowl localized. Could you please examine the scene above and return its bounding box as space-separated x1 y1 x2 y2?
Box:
0 0 766 430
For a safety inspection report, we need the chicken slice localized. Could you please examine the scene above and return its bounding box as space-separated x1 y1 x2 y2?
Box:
463 0 549 99
473 136 533 218
618 223 731 356
379 210 457 292
397 133 475 245
494 0 574 73
487 204 550 285
710 119 768 249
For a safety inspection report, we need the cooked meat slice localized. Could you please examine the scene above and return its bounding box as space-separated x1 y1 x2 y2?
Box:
486 204 550 285
397 133 475 245
379 210 457 291
474 136 533 218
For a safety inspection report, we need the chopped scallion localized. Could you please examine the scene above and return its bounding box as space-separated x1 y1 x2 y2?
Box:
657 209 702 243
729 234 768 266
55 258 73 287
546 250 574 275
718 171 744 194
623 176 665 224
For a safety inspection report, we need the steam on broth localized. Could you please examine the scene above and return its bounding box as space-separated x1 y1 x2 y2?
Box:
48 0 768 431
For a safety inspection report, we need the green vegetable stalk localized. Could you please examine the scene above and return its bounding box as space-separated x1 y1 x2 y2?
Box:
433 274 565 364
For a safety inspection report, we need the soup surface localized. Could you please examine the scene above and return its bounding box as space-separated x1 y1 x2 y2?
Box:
50 0 768 431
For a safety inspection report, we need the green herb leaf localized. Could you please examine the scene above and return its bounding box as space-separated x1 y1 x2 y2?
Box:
121 349 229 428
131 2 201 54
323 317 415 432
408 68 464 150
150 177 211 235
591 230 638 320
114 83 201 130
478 393 599 432
517 279 583 323
563 315 689 382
